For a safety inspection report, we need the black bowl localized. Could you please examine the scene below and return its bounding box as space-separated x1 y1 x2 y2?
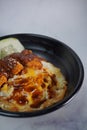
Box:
0 34 84 117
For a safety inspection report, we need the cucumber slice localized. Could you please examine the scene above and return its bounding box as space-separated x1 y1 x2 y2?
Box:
0 38 24 58
0 45 17 59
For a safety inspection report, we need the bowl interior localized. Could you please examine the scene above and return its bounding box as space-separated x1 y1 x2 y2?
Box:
0 34 84 117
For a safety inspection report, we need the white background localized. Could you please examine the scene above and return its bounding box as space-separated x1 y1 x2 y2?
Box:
0 0 87 130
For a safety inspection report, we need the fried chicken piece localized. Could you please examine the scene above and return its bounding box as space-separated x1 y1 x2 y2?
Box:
11 61 24 75
0 74 7 87
3 57 24 75
21 49 32 55
27 58 42 69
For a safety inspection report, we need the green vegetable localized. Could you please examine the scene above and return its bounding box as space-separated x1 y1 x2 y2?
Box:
0 38 24 59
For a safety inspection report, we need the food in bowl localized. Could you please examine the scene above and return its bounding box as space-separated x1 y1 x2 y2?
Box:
0 38 67 112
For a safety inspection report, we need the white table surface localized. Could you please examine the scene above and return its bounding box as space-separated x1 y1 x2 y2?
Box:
0 0 87 130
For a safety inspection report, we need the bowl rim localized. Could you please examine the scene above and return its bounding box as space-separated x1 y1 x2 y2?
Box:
0 33 84 117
